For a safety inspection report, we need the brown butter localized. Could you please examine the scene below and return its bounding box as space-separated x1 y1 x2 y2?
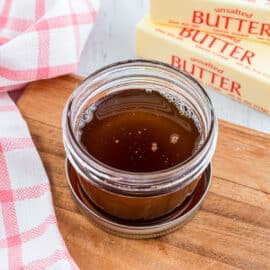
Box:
78 89 202 221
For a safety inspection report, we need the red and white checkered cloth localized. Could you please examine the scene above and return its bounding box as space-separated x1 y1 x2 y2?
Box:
0 0 99 269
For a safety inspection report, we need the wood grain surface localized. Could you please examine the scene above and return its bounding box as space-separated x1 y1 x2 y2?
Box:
17 75 270 270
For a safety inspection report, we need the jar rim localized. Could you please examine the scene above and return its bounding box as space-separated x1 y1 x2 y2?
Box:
63 59 218 193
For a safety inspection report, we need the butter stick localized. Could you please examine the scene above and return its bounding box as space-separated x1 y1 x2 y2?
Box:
136 17 270 114
150 0 270 44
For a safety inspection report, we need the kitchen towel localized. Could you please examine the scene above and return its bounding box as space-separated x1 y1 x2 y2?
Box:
0 0 99 269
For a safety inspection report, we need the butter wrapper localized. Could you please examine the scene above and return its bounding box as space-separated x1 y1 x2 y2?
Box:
150 0 270 44
136 17 270 114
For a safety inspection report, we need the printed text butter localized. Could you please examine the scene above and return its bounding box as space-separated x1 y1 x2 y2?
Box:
136 18 270 114
150 0 270 44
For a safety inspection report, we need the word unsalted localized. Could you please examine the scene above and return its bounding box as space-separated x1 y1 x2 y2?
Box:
150 0 270 44
136 17 270 114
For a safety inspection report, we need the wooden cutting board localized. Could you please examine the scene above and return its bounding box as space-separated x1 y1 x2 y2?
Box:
17 75 270 270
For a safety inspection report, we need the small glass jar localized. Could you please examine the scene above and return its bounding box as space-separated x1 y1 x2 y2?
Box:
62 60 218 230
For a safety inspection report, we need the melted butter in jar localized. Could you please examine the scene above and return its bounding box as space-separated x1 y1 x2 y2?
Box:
80 89 202 172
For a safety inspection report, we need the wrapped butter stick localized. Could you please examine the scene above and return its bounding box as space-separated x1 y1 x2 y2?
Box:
136 17 270 114
150 0 270 44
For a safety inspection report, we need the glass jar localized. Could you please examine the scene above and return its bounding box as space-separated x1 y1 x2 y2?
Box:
62 60 218 224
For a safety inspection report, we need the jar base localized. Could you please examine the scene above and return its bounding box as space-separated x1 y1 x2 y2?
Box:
65 159 212 239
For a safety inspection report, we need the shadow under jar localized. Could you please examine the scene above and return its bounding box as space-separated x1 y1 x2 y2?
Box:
62 60 218 230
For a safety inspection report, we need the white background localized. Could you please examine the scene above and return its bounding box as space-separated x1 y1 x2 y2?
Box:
77 0 270 134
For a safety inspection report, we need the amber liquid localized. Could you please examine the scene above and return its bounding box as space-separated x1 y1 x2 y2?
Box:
69 164 207 225
80 89 201 172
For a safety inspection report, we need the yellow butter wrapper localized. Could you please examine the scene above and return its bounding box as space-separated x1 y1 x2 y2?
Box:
150 0 270 44
136 17 270 114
